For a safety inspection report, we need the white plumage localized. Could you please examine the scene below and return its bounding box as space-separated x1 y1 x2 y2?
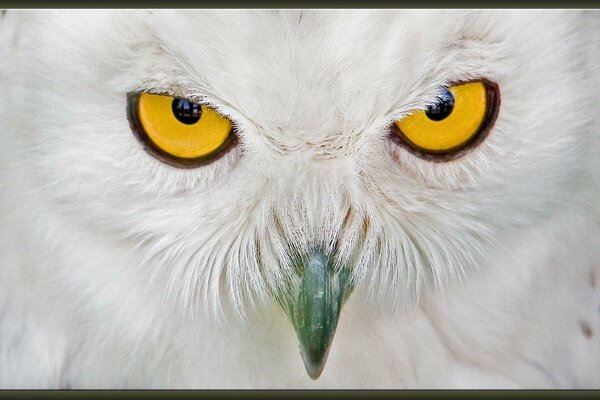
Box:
0 9 599 388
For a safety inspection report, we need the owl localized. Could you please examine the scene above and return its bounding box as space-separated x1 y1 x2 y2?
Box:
0 9 599 389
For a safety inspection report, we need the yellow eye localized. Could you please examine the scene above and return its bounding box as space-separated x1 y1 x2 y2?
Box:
127 92 235 167
392 80 500 160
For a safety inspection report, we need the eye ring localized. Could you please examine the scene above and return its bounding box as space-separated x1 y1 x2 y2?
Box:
389 79 500 162
127 92 238 169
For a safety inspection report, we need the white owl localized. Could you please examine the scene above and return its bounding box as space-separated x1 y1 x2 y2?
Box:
0 9 599 389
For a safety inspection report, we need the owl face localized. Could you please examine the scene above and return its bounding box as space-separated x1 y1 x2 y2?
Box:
3 9 595 378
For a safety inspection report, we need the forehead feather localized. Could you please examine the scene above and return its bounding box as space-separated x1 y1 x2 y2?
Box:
133 10 470 154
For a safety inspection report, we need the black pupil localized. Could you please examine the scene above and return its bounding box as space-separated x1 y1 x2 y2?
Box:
425 88 454 121
172 98 202 124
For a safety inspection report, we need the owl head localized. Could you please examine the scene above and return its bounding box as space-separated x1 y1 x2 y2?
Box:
1 9 598 379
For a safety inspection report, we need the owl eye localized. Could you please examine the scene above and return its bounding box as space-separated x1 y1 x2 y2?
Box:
127 92 235 168
391 80 500 161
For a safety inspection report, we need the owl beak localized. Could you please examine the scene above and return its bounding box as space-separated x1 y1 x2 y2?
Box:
277 250 352 380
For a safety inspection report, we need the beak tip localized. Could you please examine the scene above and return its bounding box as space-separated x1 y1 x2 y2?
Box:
307 369 323 380
301 351 328 380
